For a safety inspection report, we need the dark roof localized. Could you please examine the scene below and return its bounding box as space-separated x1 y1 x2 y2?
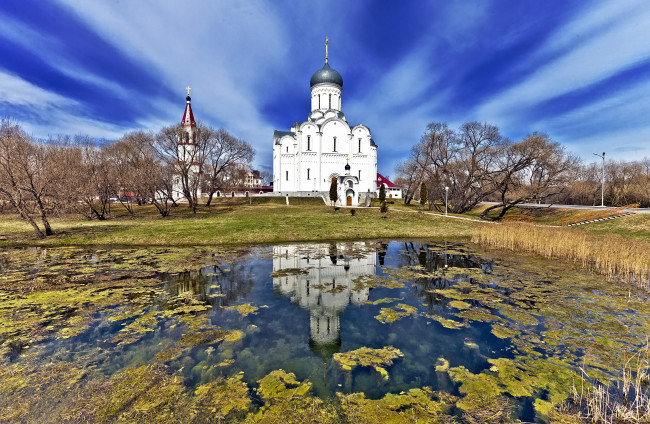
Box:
310 62 343 88
273 130 295 145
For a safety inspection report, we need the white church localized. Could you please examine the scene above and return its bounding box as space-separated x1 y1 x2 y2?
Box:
273 40 378 206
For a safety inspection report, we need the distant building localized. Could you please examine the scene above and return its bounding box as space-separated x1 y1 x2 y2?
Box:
244 170 262 188
376 173 402 199
213 168 273 197
273 39 378 206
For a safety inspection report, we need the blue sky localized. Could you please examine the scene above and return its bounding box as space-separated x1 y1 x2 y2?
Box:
1 1 650 176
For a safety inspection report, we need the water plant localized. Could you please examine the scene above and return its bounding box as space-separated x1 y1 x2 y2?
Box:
333 346 403 380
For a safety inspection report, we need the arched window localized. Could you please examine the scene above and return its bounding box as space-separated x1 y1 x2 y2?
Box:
318 95 321 109
358 170 361 180
285 171 289 181
307 168 310 180
329 94 332 109
333 137 337 152
307 135 311 151
358 138 362 153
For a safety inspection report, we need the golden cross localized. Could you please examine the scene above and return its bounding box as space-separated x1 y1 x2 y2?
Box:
325 37 329 63
186 86 191 95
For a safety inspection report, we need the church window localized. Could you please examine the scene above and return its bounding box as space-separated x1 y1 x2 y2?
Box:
358 170 361 180
333 137 337 152
286 146 288 153
329 94 331 109
286 171 289 181
307 168 310 180
358 138 362 152
307 135 311 151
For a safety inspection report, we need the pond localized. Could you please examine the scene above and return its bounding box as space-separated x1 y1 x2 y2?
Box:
0 241 648 422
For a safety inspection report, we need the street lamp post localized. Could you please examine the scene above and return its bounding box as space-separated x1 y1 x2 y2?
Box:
444 186 449 216
593 152 605 207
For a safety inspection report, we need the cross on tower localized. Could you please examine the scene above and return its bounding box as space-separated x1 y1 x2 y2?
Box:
186 86 191 95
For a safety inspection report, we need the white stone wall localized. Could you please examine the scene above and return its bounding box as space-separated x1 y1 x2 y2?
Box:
311 84 342 112
273 77 377 197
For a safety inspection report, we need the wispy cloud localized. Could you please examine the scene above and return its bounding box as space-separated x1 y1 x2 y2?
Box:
477 1 650 125
56 0 289 166
0 71 76 108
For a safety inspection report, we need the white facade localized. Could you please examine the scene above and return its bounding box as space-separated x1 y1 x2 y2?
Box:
273 55 378 206
172 94 202 201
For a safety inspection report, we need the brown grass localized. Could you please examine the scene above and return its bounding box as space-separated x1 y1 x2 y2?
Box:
472 222 650 291
562 204 640 226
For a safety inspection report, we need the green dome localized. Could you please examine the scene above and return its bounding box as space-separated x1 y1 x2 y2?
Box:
310 62 343 88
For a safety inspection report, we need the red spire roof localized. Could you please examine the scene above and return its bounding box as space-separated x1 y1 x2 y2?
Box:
181 96 196 128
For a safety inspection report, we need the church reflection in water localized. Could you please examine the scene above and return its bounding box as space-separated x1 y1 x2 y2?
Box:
272 242 377 360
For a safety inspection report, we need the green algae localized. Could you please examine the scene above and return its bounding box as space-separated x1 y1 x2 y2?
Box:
364 297 402 305
448 300 471 310
333 346 403 380
424 313 466 329
435 357 449 372
374 303 417 324
491 323 519 339
225 303 259 317
352 274 404 290
337 388 455 424
270 268 310 278
193 373 252 420
179 329 244 348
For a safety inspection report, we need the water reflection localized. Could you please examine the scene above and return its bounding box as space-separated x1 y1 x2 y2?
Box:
164 260 255 308
272 242 376 360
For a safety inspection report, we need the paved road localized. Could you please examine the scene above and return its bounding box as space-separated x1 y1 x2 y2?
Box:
481 202 650 214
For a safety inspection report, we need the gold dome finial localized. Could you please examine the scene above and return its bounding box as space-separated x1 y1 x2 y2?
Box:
325 37 329 63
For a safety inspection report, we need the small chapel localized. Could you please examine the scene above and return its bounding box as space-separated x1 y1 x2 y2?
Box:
273 39 378 206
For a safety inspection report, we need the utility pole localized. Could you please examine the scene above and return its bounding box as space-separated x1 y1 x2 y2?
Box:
445 186 449 216
593 152 605 207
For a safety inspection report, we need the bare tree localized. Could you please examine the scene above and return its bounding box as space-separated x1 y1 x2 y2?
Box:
399 122 502 214
74 138 115 220
203 128 254 206
479 133 579 219
395 159 419 205
155 124 209 213
113 131 173 217
0 121 57 237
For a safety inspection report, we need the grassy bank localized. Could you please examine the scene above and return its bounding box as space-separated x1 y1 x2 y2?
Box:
473 222 650 290
0 199 480 247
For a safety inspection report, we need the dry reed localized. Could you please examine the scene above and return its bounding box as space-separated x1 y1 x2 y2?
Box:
472 223 650 291
570 342 650 423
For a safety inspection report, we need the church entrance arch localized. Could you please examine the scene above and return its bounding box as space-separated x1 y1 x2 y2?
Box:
346 189 354 206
